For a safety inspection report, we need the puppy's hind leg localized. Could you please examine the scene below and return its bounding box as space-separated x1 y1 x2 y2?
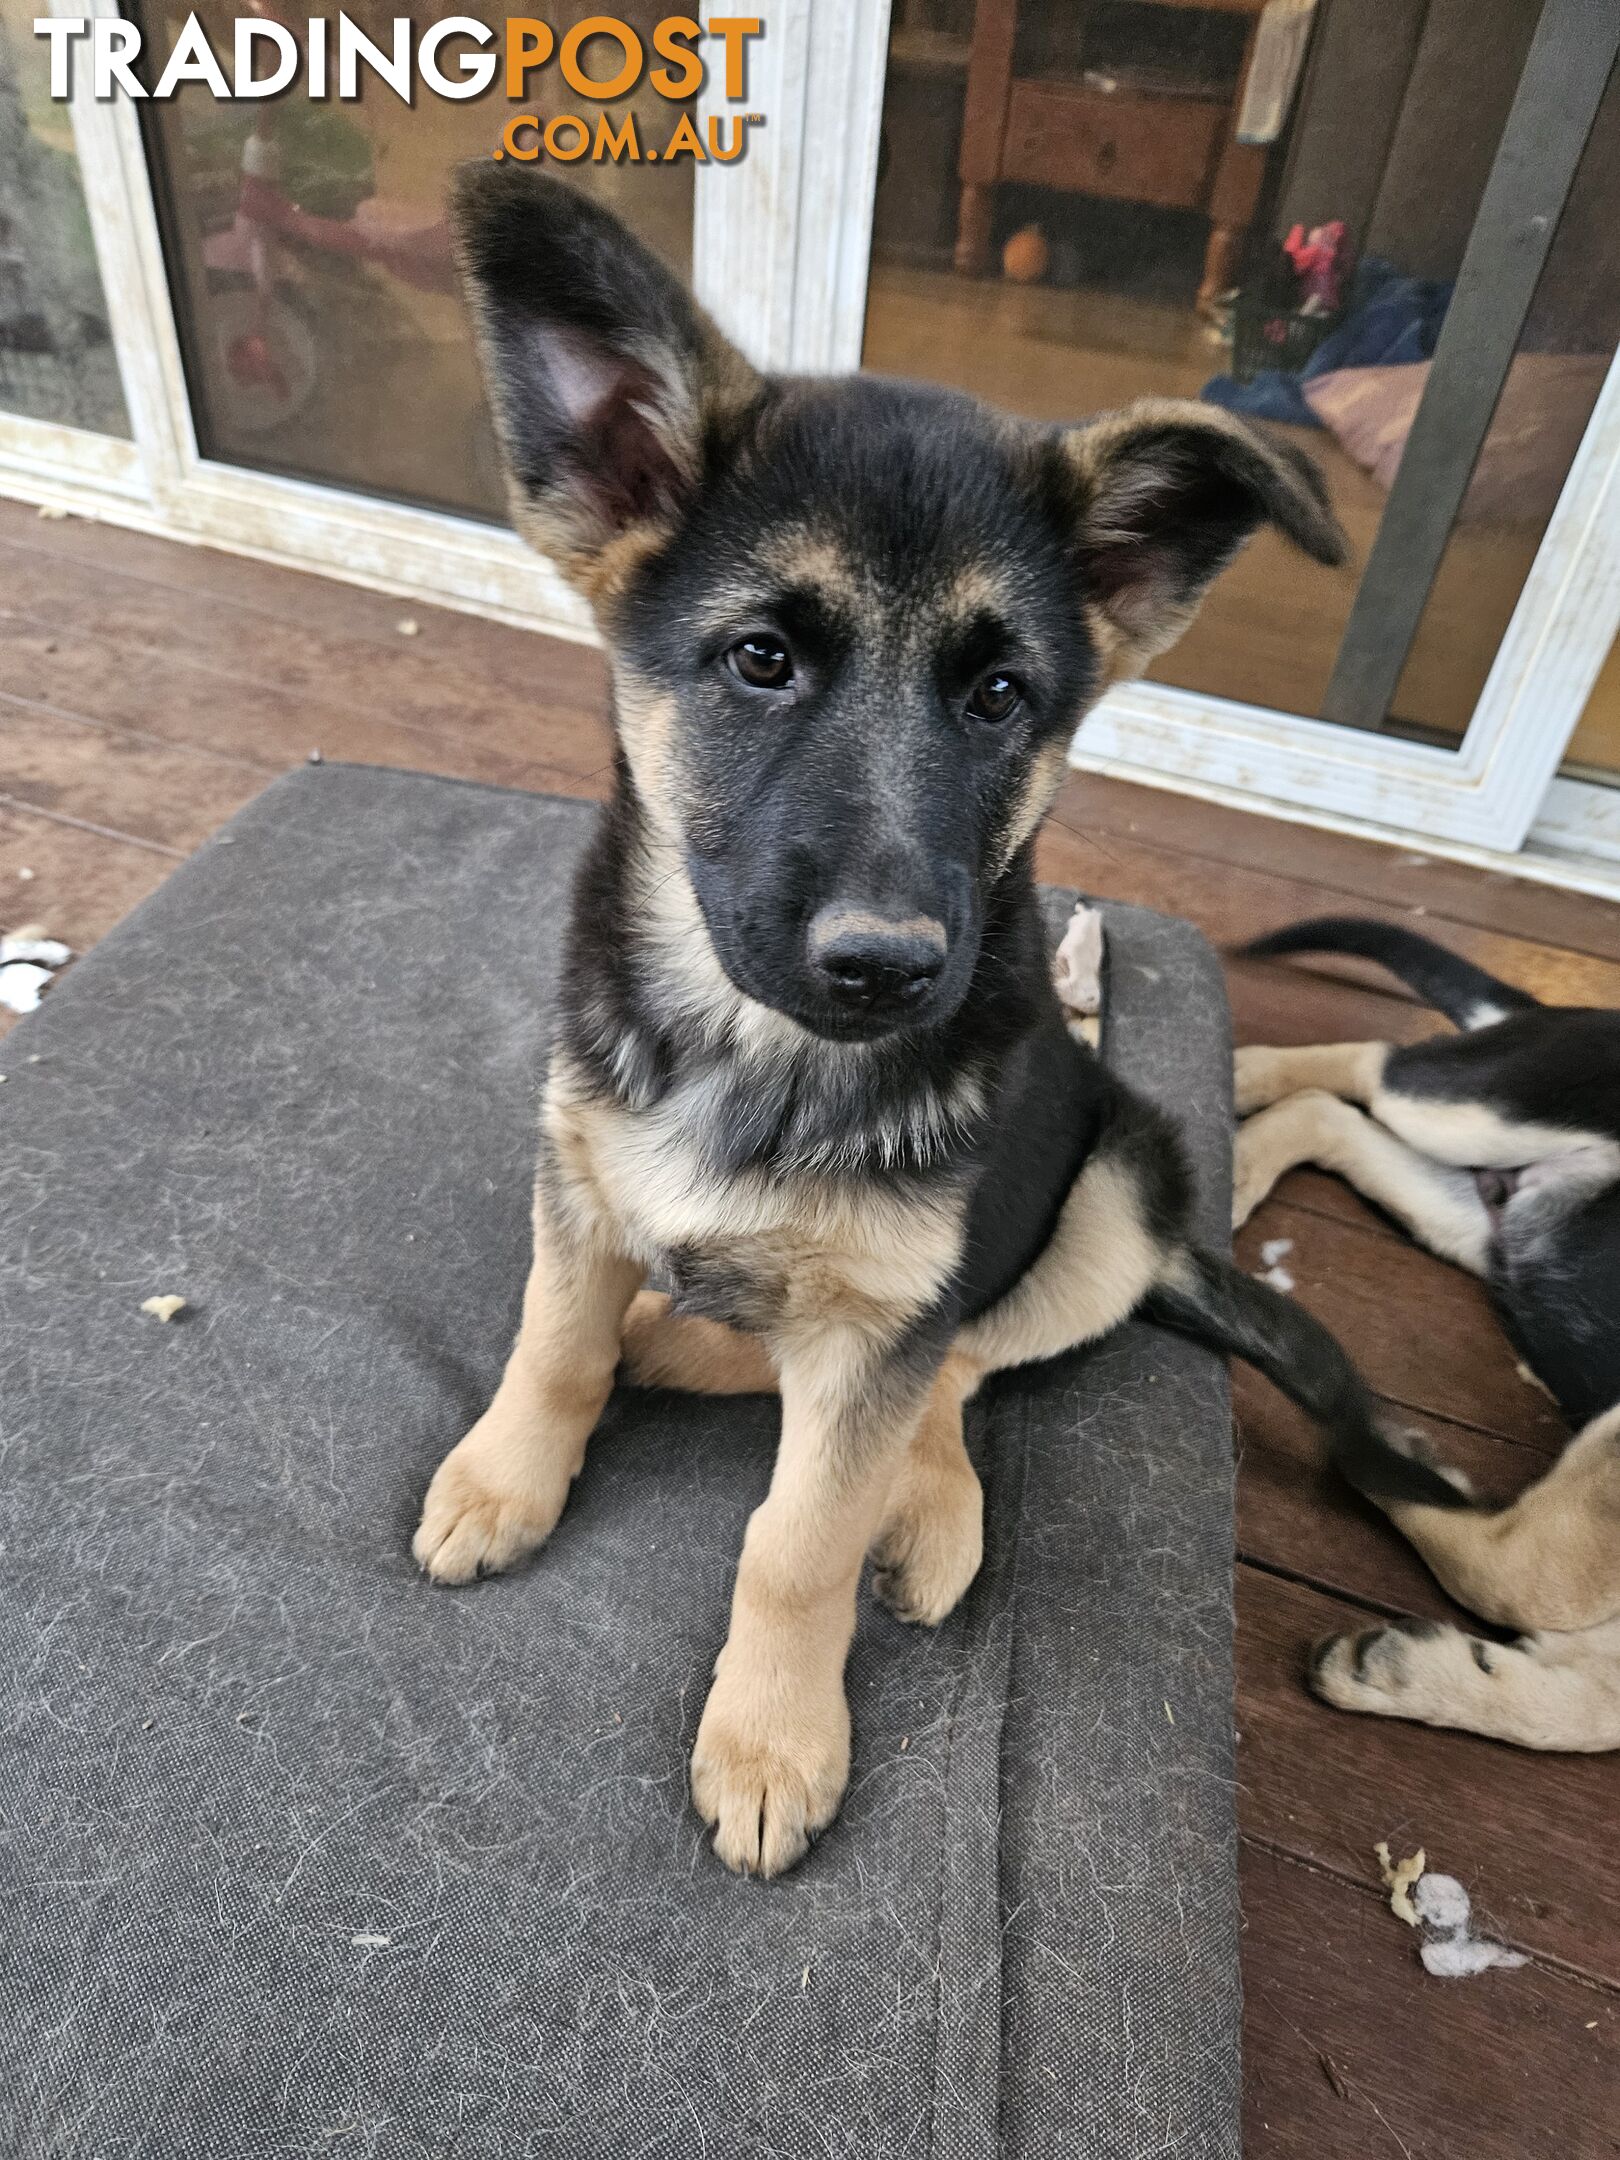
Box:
1384 1404 1620 1634
1311 1613 1620 1751
1234 1041 1387 1116
414 1181 642 1583
619 1290 778 1394
870 1352 988 1627
1233 1090 1493 1271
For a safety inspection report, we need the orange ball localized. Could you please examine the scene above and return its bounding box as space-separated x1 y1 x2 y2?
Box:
1002 225 1049 283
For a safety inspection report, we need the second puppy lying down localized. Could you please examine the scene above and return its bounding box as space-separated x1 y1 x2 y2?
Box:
1234 917 1620 1751
413 166 1452 1877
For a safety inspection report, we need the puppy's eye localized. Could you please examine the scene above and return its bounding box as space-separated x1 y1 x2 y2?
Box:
966 669 1022 724
727 636 794 690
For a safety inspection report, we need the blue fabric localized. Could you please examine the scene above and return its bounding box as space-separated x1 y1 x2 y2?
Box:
1202 256 1453 428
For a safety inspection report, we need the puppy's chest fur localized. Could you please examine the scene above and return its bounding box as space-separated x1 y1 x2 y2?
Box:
547 1050 969 1338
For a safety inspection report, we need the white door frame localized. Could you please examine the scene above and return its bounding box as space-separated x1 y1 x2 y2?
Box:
4 0 1618 877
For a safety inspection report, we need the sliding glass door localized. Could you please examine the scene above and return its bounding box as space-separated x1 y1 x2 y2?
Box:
130 2 694 521
856 0 1620 855
5 0 1619 875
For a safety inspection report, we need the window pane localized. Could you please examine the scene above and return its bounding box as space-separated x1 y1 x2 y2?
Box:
135 2 693 519
0 0 131 435
864 0 1611 742
1392 54 1619 745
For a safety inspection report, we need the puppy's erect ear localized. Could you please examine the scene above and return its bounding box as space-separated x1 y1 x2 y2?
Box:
450 163 759 600
1058 399 1348 673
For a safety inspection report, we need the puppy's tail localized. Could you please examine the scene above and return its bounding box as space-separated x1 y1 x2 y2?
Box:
1143 1246 1468 1510
1244 915 1538 1031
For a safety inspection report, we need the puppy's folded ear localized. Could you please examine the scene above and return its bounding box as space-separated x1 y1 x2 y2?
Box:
1058 399 1348 672
451 163 759 599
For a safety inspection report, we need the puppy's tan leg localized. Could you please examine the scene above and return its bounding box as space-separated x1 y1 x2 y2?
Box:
413 1187 642 1583
871 1352 988 1627
1234 1041 1387 1116
1311 1613 1620 1751
1233 1089 1493 1269
1383 1405 1620 1634
690 1327 939 1877
619 1289 778 1393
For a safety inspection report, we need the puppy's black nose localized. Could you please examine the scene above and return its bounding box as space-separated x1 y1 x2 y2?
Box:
809 907 947 1011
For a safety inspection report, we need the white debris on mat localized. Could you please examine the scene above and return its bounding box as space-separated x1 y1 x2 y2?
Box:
350 1932 392 1949
1376 1843 1526 1978
0 963 53 1015
1260 1237 1294 1268
1 929 71 968
395 617 420 637
1258 1263 1295 1292
140 1295 187 1323
1052 902 1105 1047
0 925 73 1014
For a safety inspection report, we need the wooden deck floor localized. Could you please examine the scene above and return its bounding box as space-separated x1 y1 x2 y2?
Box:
2 494 1616 2154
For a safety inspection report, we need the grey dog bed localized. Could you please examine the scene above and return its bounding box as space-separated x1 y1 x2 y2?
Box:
0 766 1237 2160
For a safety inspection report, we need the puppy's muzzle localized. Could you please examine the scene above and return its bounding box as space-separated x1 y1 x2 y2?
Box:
808 906 947 1018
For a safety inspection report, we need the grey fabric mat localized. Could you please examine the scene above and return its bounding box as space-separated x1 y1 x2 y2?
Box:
0 766 1236 2160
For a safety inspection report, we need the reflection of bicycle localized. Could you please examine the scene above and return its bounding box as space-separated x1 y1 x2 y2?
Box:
200 113 455 435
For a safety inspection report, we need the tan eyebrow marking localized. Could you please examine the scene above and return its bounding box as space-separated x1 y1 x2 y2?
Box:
940 561 1011 623
762 531 863 611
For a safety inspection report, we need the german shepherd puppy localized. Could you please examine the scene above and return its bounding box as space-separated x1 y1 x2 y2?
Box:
1234 918 1620 1750
414 166 1450 1876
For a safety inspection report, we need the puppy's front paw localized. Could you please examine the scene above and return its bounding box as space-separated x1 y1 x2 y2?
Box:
1309 1616 1482 1722
412 1420 573 1584
871 1460 983 1627
1230 1120 1280 1230
690 1640 850 1877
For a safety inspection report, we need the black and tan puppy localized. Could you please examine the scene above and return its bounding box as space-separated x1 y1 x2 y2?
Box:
413 166 1441 1876
1234 919 1620 1750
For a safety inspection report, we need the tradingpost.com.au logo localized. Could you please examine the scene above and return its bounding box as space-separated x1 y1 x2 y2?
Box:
34 14 766 165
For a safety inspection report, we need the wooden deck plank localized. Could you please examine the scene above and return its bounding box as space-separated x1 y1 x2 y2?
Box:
0 544 615 780
1222 953 1447 1049
0 703 264 855
1237 1568 1620 1986
1038 804 1620 1008
0 612 585 796
0 496 613 710
1063 766 1620 966
1241 1843 1618 2160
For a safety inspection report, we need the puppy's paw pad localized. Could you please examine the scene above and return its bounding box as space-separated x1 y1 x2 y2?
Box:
412 1450 562 1584
691 1675 850 1879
